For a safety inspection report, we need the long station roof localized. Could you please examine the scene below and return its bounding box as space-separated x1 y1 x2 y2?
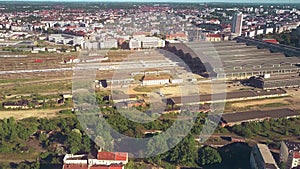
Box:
169 41 300 76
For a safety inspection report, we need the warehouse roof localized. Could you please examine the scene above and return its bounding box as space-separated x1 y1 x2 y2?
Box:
167 89 287 105
249 74 300 89
167 41 300 78
221 108 298 124
250 74 300 81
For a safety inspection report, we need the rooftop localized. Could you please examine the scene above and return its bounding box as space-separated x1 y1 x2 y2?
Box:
256 144 278 165
97 152 128 161
63 164 88 169
221 108 298 124
251 74 300 81
168 89 287 105
167 40 300 78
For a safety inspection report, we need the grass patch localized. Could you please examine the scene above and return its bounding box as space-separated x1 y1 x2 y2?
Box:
257 102 289 108
0 151 39 162
224 97 291 112
59 109 74 114
0 79 27 84
133 86 160 93
1 81 72 95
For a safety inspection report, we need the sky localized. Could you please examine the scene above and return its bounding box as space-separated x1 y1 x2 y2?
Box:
0 0 299 3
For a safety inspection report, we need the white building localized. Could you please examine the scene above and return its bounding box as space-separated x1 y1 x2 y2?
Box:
170 78 184 84
48 34 84 46
265 27 274 35
129 37 165 50
63 151 128 169
256 29 264 36
129 38 142 49
47 48 57 52
100 39 118 49
140 37 165 48
248 31 256 38
142 75 170 86
83 41 99 50
32 47 46 52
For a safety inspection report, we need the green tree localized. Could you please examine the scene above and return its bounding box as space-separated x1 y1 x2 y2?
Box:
198 146 222 166
279 162 286 169
30 161 40 169
125 160 135 169
16 122 37 141
3 117 18 141
146 136 168 158
64 130 82 154
262 120 270 130
167 134 197 165
17 162 31 169
94 136 106 150
81 135 91 152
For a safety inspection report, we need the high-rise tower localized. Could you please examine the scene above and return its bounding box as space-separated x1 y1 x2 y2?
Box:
231 12 243 36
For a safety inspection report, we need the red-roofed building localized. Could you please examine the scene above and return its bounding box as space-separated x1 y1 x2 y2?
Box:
90 166 109 169
166 33 188 42
63 164 89 169
133 32 150 38
294 152 300 159
89 165 123 169
98 152 128 162
263 39 279 44
75 31 86 36
205 34 222 42
63 152 128 169
109 166 123 169
67 26 77 30
34 59 43 63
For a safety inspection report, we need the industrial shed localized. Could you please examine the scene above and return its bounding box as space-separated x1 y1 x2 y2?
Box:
166 40 300 79
249 74 300 89
220 108 299 127
165 89 287 106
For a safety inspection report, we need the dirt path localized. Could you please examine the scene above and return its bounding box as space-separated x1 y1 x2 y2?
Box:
0 108 66 120
0 77 72 87
231 98 291 108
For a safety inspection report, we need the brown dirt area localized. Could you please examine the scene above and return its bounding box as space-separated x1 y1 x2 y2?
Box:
230 98 290 108
0 108 66 120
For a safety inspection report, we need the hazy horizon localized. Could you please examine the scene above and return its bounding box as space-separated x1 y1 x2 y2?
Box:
0 0 299 4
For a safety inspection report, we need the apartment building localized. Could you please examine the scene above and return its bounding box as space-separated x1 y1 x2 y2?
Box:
280 141 300 169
